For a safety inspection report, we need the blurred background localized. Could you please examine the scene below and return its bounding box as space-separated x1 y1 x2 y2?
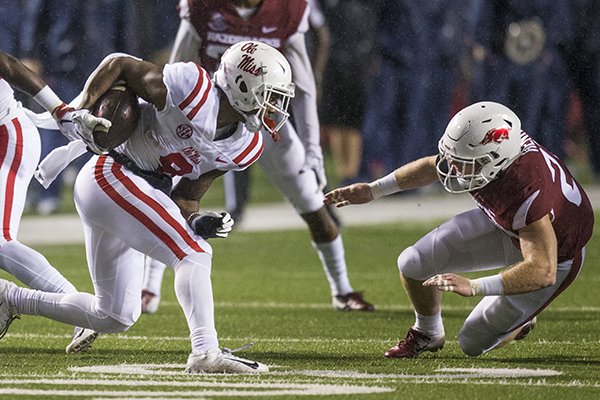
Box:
1 0 598 215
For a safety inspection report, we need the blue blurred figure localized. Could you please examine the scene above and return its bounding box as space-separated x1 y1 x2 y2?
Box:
562 0 600 180
360 0 469 179
468 0 574 159
20 0 88 214
0 0 23 55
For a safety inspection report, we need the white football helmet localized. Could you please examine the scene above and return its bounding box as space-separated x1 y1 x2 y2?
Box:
436 101 522 193
214 41 295 139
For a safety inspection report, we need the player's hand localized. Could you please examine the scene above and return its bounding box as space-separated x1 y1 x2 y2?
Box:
422 273 473 297
323 183 374 208
300 152 327 192
52 104 111 154
189 211 234 239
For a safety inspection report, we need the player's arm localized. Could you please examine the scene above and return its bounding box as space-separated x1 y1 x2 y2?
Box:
171 170 226 219
0 51 47 95
171 170 233 239
324 156 439 207
0 51 111 146
79 56 167 111
500 215 558 293
423 214 558 296
169 0 203 63
169 19 202 63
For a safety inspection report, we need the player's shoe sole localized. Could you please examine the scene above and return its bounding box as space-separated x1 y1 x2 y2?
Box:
66 327 99 354
185 348 268 374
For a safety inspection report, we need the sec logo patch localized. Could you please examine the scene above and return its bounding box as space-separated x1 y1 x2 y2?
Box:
176 124 193 139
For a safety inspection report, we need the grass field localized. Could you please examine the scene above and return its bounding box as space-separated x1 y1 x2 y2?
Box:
0 220 599 399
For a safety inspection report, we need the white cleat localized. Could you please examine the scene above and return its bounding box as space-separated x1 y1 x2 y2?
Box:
141 290 160 314
185 347 269 374
66 327 99 354
0 279 19 339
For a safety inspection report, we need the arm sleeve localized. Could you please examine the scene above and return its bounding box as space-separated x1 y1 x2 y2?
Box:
284 29 322 159
169 19 203 63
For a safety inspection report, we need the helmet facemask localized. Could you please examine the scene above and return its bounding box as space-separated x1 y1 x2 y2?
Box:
436 145 498 193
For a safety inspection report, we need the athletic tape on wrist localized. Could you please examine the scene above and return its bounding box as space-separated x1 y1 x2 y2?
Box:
368 172 400 199
469 274 504 296
33 86 63 114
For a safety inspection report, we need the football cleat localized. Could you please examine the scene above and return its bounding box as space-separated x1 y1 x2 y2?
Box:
384 328 445 358
141 290 160 314
332 291 375 311
0 279 19 339
185 347 269 374
514 317 537 341
66 327 99 354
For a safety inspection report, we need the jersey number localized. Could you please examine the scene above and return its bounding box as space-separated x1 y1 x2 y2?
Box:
541 148 582 206
159 153 193 176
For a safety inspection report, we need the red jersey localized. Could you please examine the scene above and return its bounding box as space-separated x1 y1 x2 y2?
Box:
187 0 308 72
472 133 594 263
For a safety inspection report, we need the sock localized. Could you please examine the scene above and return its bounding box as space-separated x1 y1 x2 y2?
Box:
312 235 353 297
173 252 218 353
143 256 167 296
413 310 444 337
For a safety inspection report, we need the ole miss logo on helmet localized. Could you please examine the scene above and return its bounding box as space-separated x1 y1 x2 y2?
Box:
480 128 510 145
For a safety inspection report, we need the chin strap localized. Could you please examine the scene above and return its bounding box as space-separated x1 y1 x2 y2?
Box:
243 114 261 132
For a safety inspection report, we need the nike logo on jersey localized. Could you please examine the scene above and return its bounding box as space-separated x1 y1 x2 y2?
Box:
223 356 260 369
261 26 278 34
215 156 227 163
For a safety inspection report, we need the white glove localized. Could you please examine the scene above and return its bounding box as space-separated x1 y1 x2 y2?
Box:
189 211 235 239
53 105 112 154
300 152 327 192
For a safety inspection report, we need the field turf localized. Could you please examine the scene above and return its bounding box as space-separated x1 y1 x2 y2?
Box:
0 221 599 399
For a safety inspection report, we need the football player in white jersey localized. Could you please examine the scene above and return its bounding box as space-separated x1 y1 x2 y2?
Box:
0 41 295 373
141 0 374 316
0 51 108 342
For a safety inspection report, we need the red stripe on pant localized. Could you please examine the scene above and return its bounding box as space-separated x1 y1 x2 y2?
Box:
0 118 23 241
94 156 204 260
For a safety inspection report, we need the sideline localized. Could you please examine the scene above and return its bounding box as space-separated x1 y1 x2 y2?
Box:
19 185 600 246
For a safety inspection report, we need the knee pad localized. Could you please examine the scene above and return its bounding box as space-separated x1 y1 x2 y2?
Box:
457 326 485 357
94 316 133 334
397 246 428 280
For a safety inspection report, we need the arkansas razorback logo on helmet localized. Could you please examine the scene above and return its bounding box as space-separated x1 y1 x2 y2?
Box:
480 128 510 145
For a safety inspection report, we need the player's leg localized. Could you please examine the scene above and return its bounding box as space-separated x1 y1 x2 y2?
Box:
386 208 520 358
258 122 373 311
458 248 584 356
141 256 167 314
223 168 251 223
0 112 76 294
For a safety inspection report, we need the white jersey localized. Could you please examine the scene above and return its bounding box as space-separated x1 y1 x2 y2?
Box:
0 78 17 122
118 62 264 180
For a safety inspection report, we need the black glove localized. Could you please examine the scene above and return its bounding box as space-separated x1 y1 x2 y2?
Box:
188 211 234 239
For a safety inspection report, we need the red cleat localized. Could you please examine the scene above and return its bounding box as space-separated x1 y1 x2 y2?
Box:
515 317 537 341
384 328 445 358
332 291 375 311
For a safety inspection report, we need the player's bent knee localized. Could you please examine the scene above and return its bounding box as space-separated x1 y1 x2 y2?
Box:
397 247 428 280
458 330 485 357
94 316 133 334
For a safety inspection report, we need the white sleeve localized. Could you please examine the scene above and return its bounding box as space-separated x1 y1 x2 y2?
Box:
307 0 326 29
169 19 202 63
284 31 322 159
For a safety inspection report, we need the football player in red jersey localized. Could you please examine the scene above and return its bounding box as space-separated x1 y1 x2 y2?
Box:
325 102 594 359
140 0 374 313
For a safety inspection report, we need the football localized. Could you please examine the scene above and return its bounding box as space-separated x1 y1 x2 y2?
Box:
91 83 140 150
